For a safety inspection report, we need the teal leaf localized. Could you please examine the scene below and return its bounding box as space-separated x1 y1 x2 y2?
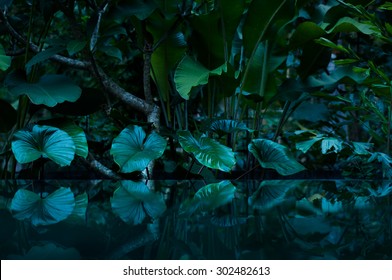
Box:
177 130 235 172
180 180 236 216
0 99 17 132
110 125 167 173
98 46 123 61
41 119 88 158
11 125 75 166
249 139 306 176
25 46 66 70
207 119 253 136
67 40 87 56
250 180 299 210
0 43 11 71
296 137 323 153
111 181 166 224
9 74 82 107
352 142 373 155
321 137 343 154
174 56 227 100
10 188 75 226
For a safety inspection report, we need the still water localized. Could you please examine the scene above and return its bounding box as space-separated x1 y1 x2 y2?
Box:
0 179 391 260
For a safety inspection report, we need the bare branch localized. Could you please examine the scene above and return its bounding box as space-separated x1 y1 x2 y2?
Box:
82 153 122 180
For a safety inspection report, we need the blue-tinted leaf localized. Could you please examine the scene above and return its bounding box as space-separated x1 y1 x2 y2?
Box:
9 74 82 107
26 46 66 70
321 137 343 154
111 181 166 224
180 180 236 216
250 180 299 210
11 125 75 166
177 131 235 172
249 139 306 176
110 125 167 173
10 188 75 226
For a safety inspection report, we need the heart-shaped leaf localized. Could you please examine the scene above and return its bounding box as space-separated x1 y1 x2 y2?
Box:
177 130 235 172
10 188 75 226
111 181 166 224
11 125 76 166
9 74 82 107
174 55 227 100
180 180 236 216
0 43 11 71
249 180 300 210
110 125 167 173
41 119 88 158
206 119 253 137
249 139 305 176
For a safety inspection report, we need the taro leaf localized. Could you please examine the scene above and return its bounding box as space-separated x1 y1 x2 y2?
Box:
110 125 167 173
41 119 88 158
296 136 323 153
0 43 11 71
179 180 236 216
68 193 88 220
177 130 235 172
10 188 75 226
174 55 227 100
207 119 253 136
0 99 17 132
111 180 166 225
321 137 343 154
9 74 82 107
249 139 306 176
250 180 298 211
11 125 75 166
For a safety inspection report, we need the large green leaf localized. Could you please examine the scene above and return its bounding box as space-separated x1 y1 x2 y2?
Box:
149 15 187 101
0 99 17 132
110 125 167 173
206 119 253 137
174 56 227 100
11 125 76 166
180 180 236 216
250 180 300 210
9 74 82 107
111 181 166 224
41 119 88 158
0 43 11 71
10 188 75 226
25 46 66 70
177 130 236 172
249 139 305 176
